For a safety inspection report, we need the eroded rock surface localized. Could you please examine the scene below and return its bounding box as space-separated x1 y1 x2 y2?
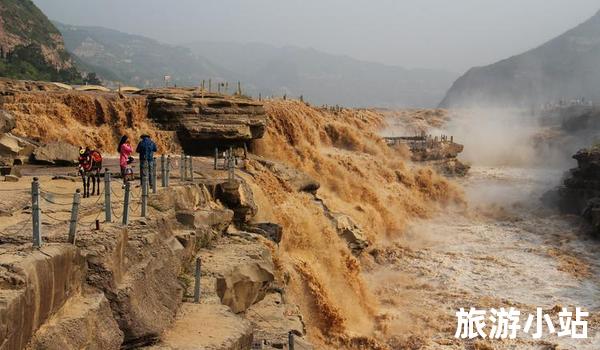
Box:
0 245 85 350
555 146 600 234
141 88 267 154
332 213 370 254
32 141 79 165
28 292 123 350
253 158 320 193
245 293 306 349
146 304 253 350
0 110 15 134
0 133 37 165
215 180 258 224
79 220 191 347
201 236 275 313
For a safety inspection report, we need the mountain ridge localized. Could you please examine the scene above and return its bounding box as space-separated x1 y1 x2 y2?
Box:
57 23 457 107
55 22 229 88
440 9 600 108
0 0 81 82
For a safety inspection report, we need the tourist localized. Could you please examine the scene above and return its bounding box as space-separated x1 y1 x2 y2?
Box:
118 135 133 181
136 134 158 186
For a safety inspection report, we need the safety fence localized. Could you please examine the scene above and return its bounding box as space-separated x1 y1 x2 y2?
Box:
0 153 236 246
1 151 309 349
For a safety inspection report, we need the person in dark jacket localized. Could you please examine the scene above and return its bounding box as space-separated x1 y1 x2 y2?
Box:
136 134 158 186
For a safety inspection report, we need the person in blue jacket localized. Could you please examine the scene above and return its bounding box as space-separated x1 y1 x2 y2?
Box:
136 134 158 186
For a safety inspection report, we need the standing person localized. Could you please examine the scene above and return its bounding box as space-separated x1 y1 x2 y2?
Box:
118 135 133 181
136 134 158 186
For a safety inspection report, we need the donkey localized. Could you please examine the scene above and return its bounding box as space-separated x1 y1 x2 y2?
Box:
78 147 103 198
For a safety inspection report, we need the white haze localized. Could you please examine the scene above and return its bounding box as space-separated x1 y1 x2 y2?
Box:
32 0 600 73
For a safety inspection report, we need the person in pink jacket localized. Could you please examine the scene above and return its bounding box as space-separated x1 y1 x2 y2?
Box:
118 135 133 181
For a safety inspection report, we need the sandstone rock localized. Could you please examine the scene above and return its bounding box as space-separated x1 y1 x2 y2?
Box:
242 223 283 243
147 304 253 350
150 184 212 212
409 138 464 161
216 180 257 223
254 158 320 193
29 292 124 350
583 198 600 226
0 78 68 94
176 208 234 233
0 133 21 155
554 146 600 235
0 245 85 350
201 237 275 313
332 213 369 254
32 141 79 165
0 133 37 160
140 88 267 155
429 158 471 177
246 293 308 348
4 174 19 182
79 221 191 346
0 109 16 134
217 261 275 313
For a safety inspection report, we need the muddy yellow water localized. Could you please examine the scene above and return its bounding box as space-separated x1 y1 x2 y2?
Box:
366 166 600 349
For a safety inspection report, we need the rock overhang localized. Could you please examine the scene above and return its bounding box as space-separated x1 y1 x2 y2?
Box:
139 88 267 155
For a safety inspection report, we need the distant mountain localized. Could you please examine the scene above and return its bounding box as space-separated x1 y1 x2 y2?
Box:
440 10 600 108
56 23 229 88
186 41 458 108
57 22 457 107
0 0 81 82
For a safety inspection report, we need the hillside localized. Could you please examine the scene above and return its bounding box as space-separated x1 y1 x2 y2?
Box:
55 22 228 88
440 10 600 108
0 0 81 82
56 23 457 107
187 41 458 108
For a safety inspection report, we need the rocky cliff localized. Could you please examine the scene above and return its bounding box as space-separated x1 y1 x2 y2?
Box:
0 79 178 166
140 88 267 154
0 81 269 165
555 146 600 234
0 0 81 82
440 10 600 108
55 22 225 87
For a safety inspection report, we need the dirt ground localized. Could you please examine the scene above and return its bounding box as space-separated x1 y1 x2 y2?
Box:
0 156 231 242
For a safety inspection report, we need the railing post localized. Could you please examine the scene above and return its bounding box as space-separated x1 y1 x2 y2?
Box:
188 155 194 182
194 257 201 303
31 177 41 248
142 162 148 217
180 152 186 181
228 148 235 183
123 182 130 225
104 168 111 223
161 155 167 188
151 157 157 194
288 332 295 350
214 147 218 170
68 189 81 244
166 155 171 187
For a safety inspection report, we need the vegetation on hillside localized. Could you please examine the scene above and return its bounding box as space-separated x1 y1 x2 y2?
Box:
0 0 83 83
0 44 82 83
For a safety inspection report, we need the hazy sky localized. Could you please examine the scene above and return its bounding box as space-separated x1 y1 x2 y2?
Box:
33 0 600 73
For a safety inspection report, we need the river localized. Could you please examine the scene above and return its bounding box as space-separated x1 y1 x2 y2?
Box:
366 166 600 349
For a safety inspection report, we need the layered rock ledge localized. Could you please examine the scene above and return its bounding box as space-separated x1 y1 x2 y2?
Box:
554 146 600 234
140 88 267 154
